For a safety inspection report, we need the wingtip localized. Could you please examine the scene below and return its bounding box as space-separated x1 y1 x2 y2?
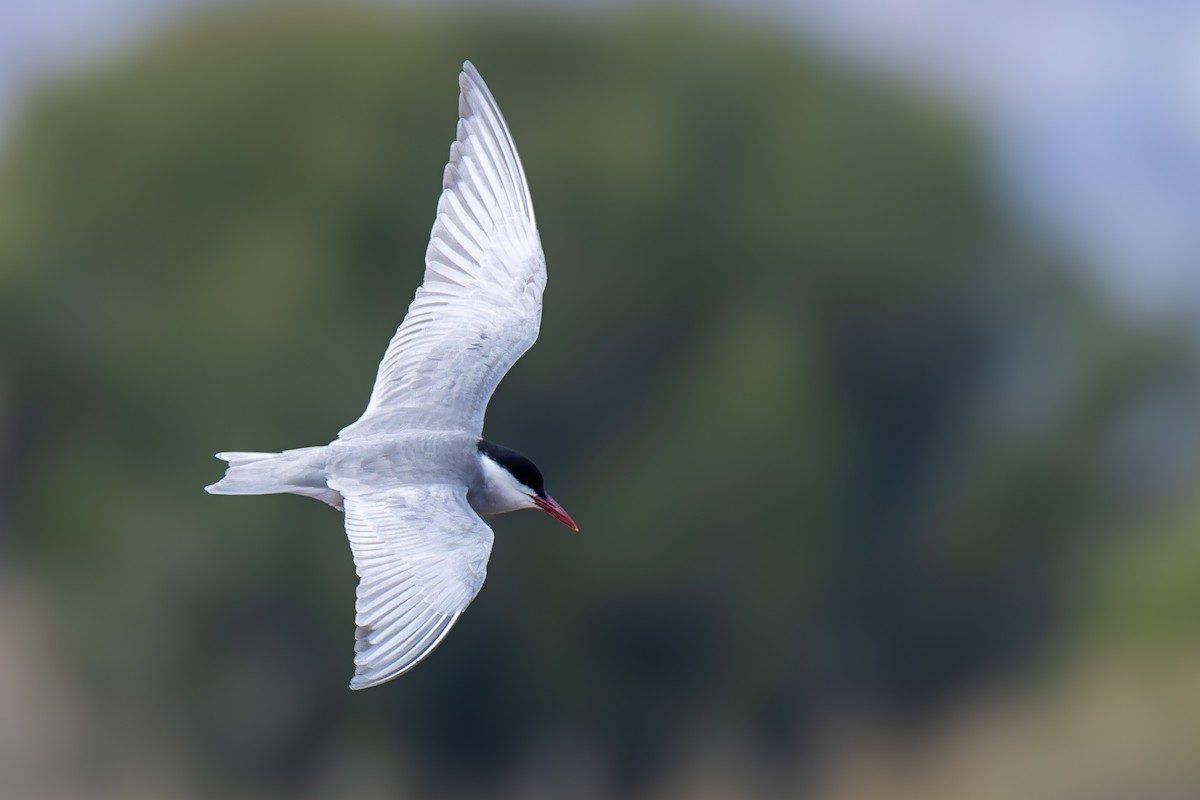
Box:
348 669 392 691
460 60 491 99
458 62 478 116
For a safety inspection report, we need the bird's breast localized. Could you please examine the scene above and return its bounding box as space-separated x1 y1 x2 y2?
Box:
325 432 477 494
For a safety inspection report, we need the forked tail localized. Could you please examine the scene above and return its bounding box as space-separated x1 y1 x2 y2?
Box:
205 447 343 510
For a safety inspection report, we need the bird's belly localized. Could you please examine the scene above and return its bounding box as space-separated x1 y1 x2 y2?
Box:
324 433 475 494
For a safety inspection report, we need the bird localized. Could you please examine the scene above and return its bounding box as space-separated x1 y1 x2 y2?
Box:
205 61 577 690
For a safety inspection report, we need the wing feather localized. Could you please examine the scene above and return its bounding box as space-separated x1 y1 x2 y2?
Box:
340 62 545 439
341 484 494 689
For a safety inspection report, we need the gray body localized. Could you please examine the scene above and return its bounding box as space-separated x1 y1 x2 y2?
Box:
217 433 512 516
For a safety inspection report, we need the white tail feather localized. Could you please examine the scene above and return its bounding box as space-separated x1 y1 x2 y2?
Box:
205 447 343 510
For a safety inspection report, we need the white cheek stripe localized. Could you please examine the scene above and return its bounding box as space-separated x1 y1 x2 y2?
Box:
479 453 537 510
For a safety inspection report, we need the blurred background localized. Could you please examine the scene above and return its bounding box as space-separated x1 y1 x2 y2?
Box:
2 2 1200 798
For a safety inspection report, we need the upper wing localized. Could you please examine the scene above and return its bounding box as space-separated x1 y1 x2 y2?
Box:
340 483 495 689
340 61 545 439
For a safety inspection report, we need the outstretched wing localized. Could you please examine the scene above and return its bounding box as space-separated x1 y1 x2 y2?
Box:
339 483 495 689
340 61 545 439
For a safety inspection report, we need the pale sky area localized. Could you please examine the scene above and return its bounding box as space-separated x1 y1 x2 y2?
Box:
793 0 1200 312
2 0 1198 313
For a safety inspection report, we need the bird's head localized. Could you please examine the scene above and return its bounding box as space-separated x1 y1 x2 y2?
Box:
475 441 578 530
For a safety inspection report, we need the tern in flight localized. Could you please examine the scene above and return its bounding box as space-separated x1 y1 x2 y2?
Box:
206 62 576 689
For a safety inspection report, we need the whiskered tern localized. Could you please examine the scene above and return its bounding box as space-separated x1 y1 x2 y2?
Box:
206 62 576 690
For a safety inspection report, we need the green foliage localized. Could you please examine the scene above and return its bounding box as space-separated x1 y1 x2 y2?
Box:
1080 503 1200 655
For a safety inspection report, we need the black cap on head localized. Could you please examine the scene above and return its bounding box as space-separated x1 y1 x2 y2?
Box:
477 440 545 497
